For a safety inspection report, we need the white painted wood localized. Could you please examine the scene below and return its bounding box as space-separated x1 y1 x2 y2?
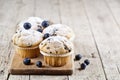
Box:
8 0 35 80
9 75 29 80
104 0 120 28
0 0 22 79
59 0 106 80
30 76 68 80
35 0 60 23
0 0 120 80
104 0 120 74
83 0 120 79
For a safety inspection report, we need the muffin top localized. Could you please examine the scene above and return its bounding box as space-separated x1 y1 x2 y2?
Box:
16 17 44 32
39 36 73 54
12 30 43 48
42 24 74 39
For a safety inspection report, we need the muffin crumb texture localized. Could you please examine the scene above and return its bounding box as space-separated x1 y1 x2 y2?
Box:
39 36 73 54
12 30 43 47
43 24 74 39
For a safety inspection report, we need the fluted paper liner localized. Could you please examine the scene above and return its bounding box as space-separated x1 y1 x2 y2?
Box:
14 45 40 58
40 49 74 67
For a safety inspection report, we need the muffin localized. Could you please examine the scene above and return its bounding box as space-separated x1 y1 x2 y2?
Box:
39 36 73 67
12 30 43 58
16 17 44 32
16 17 54 33
42 24 75 41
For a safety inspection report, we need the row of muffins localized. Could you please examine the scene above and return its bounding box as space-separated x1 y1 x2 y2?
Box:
12 17 75 67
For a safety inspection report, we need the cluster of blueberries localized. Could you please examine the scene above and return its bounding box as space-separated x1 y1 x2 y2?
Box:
75 54 90 69
23 20 50 39
23 58 42 67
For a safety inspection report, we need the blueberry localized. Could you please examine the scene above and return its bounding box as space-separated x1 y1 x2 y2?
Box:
84 59 90 65
36 61 42 67
37 29 43 33
41 20 49 28
23 22 31 30
23 58 31 65
81 63 86 69
75 54 82 60
43 33 50 39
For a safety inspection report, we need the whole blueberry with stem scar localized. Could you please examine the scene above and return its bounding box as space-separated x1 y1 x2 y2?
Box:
23 58 31 65
41 20 49 28
23 22 31 30
75 54 82 60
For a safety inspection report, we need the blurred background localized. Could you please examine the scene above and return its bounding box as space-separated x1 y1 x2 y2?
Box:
0 0 120 80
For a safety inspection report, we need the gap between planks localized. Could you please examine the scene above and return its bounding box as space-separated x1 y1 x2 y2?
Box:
82 0 108 80
83 0 120 80
59 0 106 80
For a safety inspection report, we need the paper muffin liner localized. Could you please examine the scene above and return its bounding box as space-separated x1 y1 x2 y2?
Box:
14 44 40 58
40 49 74 67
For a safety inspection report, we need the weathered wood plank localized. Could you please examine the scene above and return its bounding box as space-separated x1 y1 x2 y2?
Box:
8 0 35 80
30 0 68 79
30 76 68 80
83 0 120 79
9 75 29 80
104 0 120 28
104 0 120 74
34 0 60 23
0 0 22 79
1 0 120 80
59 0 106 80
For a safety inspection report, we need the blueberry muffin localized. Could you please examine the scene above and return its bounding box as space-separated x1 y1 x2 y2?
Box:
12 30 43 58
16 17 44 33
39 36 73 67
42 24 75 41
16 17 53 33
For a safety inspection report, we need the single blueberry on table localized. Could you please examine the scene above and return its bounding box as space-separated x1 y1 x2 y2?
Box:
23 58 31 65
75 54 82 60
36 61 42 67
23 22 31 30
43 33 50 39
37 29 43 33
81 63 86 69
84 59 90 65
41 20 49 28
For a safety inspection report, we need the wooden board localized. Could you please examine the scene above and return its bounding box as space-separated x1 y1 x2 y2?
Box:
9 53 74 75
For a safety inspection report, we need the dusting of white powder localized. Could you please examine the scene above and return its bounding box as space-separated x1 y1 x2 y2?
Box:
39 36 73 54
43 24 74 39
12 30 43 47
17 17 43 32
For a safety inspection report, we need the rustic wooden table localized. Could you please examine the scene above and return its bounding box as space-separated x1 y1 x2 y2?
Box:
0 0 120 80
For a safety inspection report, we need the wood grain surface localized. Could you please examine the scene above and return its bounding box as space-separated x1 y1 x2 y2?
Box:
0 0 120 80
